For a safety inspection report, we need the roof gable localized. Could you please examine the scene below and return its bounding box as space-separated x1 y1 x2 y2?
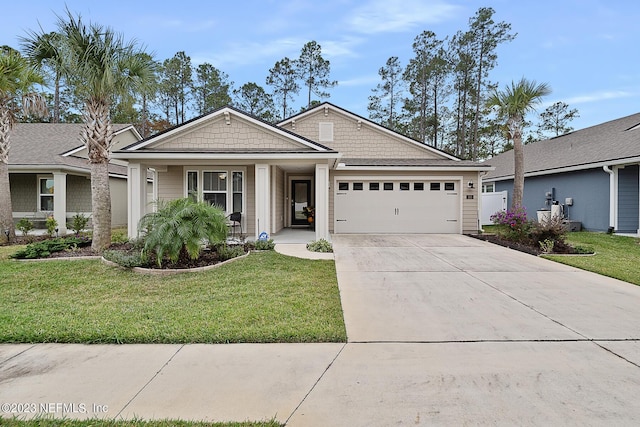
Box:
484 112 640 180
278 102 460 161
125 106 330 153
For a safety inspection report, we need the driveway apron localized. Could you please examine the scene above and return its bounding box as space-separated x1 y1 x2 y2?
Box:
287 234 640 426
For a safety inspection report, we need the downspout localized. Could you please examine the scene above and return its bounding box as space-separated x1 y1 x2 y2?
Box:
603 165 616 231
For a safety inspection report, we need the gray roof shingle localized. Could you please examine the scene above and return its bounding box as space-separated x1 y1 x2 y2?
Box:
8 123 132 175
483 112 640 180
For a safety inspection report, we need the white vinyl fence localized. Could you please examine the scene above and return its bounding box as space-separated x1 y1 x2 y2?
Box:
481 191 508 225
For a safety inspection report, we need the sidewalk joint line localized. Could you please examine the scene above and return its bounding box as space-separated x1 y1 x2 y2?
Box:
116 344 185 418
0 344 36 366
284 342 347 426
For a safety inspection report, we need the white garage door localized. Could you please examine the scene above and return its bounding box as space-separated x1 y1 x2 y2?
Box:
334 179 461 233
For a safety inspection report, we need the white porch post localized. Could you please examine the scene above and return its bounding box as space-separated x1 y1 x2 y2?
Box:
315 163 329 241
127 163 147 238
53 172 67 235
255 164 271 239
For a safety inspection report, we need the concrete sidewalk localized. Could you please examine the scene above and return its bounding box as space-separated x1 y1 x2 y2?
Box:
2 234 640 425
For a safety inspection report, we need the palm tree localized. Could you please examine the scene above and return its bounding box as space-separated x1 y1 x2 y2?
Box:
27 10 155 250
487 78 551 208
0 50 48 243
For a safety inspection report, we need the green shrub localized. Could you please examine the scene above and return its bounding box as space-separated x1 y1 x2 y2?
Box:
103 249 146 268
216 244 246 261
111 228 129 244
45 216 58 237
138 197 228 266
70 213 90 235
306 239 333 253
16 218 34 237
253 238 275 251
10 236 91 259
528 216 567 247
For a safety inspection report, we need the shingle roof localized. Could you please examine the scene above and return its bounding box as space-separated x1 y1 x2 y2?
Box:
8 123 132 175
483 112 640 180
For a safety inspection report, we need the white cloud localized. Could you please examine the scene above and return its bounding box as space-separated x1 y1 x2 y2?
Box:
347 0 461 34
339 74 380 87
564 90 636 105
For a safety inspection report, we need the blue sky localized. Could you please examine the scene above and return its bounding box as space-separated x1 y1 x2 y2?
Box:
2 0 639 132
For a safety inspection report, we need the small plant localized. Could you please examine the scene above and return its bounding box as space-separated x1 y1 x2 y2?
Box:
253 238 275 251
490 206 530 242
307 239 333 253
10 236 91 259
539 238 555 254
71 213 90 236
16 218 34 237
216 244 246 261
103 249 146 268
45 216 58 237
111 228 129 244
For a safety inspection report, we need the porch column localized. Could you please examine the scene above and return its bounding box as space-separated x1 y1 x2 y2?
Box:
255 164 271 239
315 163 329 241
127 162 147 238
53 172 67 235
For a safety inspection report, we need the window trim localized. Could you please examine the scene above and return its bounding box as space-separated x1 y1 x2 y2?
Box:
37 175 54 212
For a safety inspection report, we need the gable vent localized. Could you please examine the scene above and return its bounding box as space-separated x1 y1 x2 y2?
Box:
319 122 334 142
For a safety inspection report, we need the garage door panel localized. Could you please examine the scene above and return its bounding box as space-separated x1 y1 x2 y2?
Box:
335 180 461 234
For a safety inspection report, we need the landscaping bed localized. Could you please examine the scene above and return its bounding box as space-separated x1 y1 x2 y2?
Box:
471 233 592 256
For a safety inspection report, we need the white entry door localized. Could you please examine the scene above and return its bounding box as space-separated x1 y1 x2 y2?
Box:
334 179 461 233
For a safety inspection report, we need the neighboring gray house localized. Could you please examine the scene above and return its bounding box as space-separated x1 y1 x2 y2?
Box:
482 113 640 234
8 123 143 234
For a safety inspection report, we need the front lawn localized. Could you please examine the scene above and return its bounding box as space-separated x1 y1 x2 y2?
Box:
0 251 346 343
543 231 640 285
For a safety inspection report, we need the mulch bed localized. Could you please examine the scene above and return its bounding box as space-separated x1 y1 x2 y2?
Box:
469 233 587 255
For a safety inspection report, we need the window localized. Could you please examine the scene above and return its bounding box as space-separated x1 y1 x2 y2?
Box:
353 182 363 191
414 183 424 191
482 183 495 193
203 171 227 209
384 182 394 191
186 169 244 213
369 182 379 191
39 177 54 211
187 171 198 201
444 182 455 191
232 172 243 212
399 182 410 191
430 182 441 191
338 182 349 191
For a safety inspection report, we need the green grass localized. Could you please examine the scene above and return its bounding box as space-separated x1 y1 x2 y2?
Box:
543 231 640 285
0 419 280 427
0 251 346 344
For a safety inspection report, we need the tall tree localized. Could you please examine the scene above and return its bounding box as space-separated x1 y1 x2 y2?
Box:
0 49 48 242
368 56 403 131
161 51 192 124
403 32 451 147
20 31 65 122
537 101 579 138
135 52 159 138
450 29 475 158
487 78 551 208
192 63 232 115
266 57 299 120
468 7 516 160
233 82 275 122
31 10 155 250
295 41 337 108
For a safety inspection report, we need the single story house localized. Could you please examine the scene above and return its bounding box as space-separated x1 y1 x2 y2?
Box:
482 112 640 234
8 123 143 234
113 102 491 241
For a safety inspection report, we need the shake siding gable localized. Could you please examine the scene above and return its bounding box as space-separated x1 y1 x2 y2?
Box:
145 116 316 151
287 109 442 160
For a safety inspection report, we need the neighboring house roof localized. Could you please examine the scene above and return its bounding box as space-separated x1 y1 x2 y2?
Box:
484 112 640 181
8 123 137 177
279 102 462 162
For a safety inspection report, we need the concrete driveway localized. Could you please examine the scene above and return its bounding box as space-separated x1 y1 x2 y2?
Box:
288 234 640 425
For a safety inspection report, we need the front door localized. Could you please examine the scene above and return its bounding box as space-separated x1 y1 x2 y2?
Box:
291 180 312 226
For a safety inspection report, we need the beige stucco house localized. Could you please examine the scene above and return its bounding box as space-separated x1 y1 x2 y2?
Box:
8 123 142 234
113 103 492 240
